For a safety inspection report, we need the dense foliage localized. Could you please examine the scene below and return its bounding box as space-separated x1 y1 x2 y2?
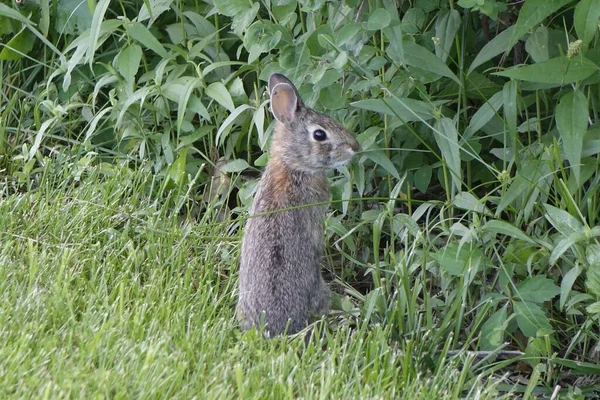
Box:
1 0 600 396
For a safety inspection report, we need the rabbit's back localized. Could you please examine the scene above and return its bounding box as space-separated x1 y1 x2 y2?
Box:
238 161 330 335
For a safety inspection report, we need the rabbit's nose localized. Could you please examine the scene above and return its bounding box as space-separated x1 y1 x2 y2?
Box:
350 139 360 153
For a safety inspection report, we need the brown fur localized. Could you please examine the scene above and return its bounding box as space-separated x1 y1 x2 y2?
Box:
237 73 358 336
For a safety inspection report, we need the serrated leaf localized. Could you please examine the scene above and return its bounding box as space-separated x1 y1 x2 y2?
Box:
542 204 584 235
515 276 560 303
434 118 461 194
513 301 554 337
482 220 535 244
494 55 598 84
556 90 588 185
574 0 600 48
468 26 514 74
480 306 509 350
403 40 460 83
367 8 391 31
220 159 250 173
508 0 572 49
125 21 168 58
206 82 235 112
434 9 460 63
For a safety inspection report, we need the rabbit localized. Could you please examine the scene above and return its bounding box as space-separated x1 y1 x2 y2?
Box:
237 73 359 337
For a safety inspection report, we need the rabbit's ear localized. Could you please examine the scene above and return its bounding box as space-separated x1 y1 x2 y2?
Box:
269 73 299 123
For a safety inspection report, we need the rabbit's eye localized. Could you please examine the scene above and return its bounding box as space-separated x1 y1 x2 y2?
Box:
313 129 327 141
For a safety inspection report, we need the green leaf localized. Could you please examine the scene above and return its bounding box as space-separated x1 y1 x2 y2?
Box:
176 78 202 136
367 8 391 31
87 0 112 66
508 0 573 49
383 22 403 63
453 192 492 215
494 55 598 84
433 118 461 194
220 159 250 173
434 9 460 63
482 220 535 244
463 90 503 140
431 242 485 276
549 232 587 265
480 305 508 350
469 27 514 74
560 265 582 310
125 21 168 58
0 3 33 25
414 165 432 194
56 0 93 35
215 104 253 146
138 0 175 23
206 82 235 113
403 40 460 83
213 0 252 16
515 276 560 303
525 27 566 63
574 0 600 48
115 44 142 87
513 301 554 337
363 151 400 180
351 97 434 122
0 27 35 60
232 2 259 36
556 90 588 184
542 204 584 236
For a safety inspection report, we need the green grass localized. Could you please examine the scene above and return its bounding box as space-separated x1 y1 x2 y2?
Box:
0 163 508 399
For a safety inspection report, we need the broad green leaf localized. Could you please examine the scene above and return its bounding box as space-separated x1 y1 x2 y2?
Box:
220 159 250 173
525 27 566 63
351 97 434 122
542 204 584 235
434 9 460 63
231 2 259 36
574 0 600 48
431 242 485 276
213 0 252 16
0 27 35 60
87 0 112 66
0 3 33 24
513 301 554 337
125 21 168 58
367 8 391 31
206 82 235 113
515 276 560 303
494 55 598 84
502 80 518 143
434 118 461 194
453 192 492 215
29 117 56 160
496 160 548 216
393 214 420 237
463 91 503 141
403 40 460 83
215 104 253 146
586 265 600 296
138 0 176 23
383 22 403 63
469 27 514 74
482 220 535 244
363 151 400 180
115 44 142 87
549 232 587 265
508 0 573 49
177 78 202 135
480 305 508 350
56 0 93 35
560 264 582 310
414 165 432 194
556 90 588 184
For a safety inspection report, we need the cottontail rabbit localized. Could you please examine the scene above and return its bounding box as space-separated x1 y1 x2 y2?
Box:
237 73 359 337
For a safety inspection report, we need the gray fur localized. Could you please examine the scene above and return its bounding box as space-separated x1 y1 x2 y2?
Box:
237 73 359 336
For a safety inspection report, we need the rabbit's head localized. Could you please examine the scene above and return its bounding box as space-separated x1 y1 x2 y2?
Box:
268 73 359 172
